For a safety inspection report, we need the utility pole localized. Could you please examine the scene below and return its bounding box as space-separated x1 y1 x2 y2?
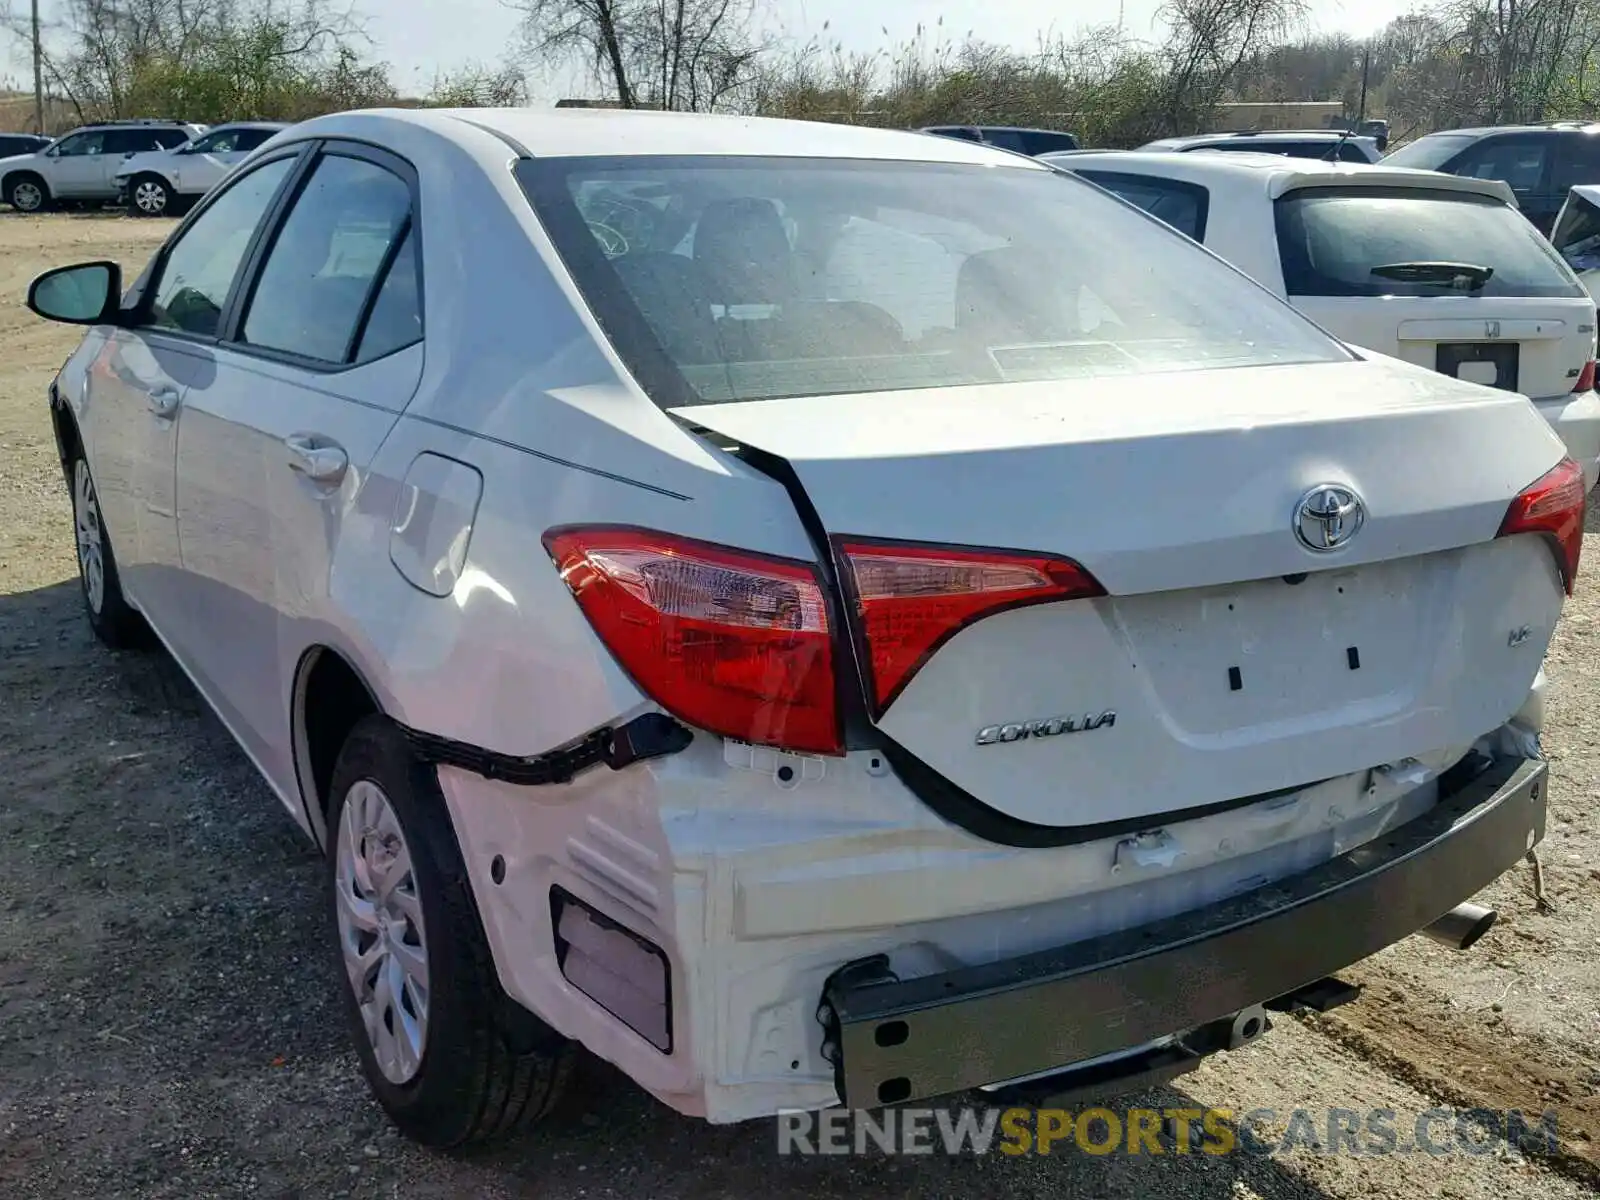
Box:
1357 44 1371 127
31 0 44 135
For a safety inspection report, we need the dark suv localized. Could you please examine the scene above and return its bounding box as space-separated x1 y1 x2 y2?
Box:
1383 122 1600 234
918 126 1080 156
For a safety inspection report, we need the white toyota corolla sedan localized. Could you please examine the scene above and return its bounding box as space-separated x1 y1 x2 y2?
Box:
26 107 1579 1146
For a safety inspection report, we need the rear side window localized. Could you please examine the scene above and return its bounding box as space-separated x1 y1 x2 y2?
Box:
152 129 191 149
1073 170 1209 241
241 154 413 363
1017 131 1079 155
518 156 1349 407
1275 187 1584 299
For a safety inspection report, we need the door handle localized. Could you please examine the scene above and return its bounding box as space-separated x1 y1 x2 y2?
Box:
147 385 180 418
284 433 349 485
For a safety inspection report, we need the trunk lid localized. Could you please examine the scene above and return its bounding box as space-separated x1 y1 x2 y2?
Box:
1275 180 1596 401
678 358 1569 831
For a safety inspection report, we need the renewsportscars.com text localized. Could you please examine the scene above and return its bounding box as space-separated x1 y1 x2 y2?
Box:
776 1105 1560 1158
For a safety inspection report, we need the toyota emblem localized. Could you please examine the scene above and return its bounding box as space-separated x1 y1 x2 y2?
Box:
1294 484 1365 552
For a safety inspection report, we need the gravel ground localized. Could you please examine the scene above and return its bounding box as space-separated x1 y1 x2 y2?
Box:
1 213 1597 1199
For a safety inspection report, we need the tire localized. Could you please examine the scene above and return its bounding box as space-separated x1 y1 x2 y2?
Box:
128 174 173 217
5 172 49 213
327 716 574 1148
69 455 148 648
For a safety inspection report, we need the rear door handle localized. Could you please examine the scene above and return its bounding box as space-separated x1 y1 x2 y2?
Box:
147 385 180 418
284 433 349 485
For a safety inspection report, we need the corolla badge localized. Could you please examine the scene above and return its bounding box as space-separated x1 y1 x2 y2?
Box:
976 712 1116 746
1294 483 1365 553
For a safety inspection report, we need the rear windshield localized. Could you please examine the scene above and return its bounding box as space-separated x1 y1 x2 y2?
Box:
1382 134 1476 170
1275 187 1584 298
517 156 1348 406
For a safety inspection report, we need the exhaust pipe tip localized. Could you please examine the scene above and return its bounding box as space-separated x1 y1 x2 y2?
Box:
1420 902 1497 951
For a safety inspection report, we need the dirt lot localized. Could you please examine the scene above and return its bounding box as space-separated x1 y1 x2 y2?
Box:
1 213 1599 1199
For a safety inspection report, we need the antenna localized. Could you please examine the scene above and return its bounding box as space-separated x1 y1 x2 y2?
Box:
1322 127 1353 162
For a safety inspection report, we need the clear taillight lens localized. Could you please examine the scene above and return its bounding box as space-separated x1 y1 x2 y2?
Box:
544 528 841 755
1497 457 1586 594
836 539 1104 716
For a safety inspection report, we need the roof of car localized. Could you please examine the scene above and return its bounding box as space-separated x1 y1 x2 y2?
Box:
283 107 1052 167
1412 122 1600 138
1048 149 1516 203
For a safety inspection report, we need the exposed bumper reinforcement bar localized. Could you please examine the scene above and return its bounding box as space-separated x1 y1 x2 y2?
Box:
821 756 1546 1108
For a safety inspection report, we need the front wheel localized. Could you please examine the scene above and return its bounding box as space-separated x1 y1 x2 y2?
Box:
128 174 172 217
70 456 147 648
327 716 573 1148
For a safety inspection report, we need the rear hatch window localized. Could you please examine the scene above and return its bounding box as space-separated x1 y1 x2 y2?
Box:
1275 186 1584 299
517 156 1348 408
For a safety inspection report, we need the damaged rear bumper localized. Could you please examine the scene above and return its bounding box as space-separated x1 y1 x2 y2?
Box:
821 755 1546 1108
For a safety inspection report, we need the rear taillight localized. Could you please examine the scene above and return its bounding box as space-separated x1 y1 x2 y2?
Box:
836 539 1105 716
543 528 841 755
1574 360 1596 393
1497 457 1586 594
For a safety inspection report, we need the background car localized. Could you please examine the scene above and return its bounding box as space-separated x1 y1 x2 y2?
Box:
918 124 1079 155
0 132 51 158
1047 149 1600 490
115 121 289 216
1382 122 1600 235
0 119 204 212
1551 183 1600 299
1138 129 1382 162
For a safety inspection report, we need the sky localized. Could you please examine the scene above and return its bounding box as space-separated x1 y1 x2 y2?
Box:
368 0 1406 98
0 0 1408 102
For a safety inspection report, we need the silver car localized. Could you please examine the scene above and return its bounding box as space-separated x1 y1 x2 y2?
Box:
115 121 289 216
0 120 203 211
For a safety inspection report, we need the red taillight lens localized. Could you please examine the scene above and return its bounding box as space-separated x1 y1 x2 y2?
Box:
544 528 841 755
837 539 1105 716
1497 457 1587 594
1574 360 1596 393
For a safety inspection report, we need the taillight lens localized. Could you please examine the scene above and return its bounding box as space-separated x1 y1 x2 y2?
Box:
1574 360 1596 393
837 539 1105 716
1497 457 1587 594
544 528 841 755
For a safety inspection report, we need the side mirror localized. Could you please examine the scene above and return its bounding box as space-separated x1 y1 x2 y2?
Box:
27 261 123 325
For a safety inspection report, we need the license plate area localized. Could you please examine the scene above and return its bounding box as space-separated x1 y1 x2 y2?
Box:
1437 341 1519 390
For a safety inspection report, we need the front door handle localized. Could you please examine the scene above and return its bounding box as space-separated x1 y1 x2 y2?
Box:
147 385 180 418
284 433 349 485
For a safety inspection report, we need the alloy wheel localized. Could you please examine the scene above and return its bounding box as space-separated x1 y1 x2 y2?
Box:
133 180 167 215
11 180 42 211
73 461 105 614
335 779 430 1085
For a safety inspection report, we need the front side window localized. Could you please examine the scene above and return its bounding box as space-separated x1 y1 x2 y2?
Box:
1073 170 1209 241
53 131 104 157
148 156 296 336
518 156 1349 407
193 128 254 154
234 129 277 152
240 154 413 363
1275 186 1584 299
1452 137 1548 192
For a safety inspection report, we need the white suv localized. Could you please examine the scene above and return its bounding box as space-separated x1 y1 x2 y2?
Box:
115 122 288 216
0 120 204 212
1050 149 1600 491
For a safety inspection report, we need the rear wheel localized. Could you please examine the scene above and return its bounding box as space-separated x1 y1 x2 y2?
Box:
128 174 172 217
328 716 573 1148
70 456 147 648
5 173 48 213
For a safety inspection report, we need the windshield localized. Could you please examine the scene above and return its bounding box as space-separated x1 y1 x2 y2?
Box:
517 156 1348 406
1275 187 1584 299
1382 134 1476 170
1553 191 1600 272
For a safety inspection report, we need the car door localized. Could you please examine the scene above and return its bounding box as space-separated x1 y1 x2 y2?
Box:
84 151 304 641
1449 133 1555 231
102 130 164 195
46 129 111 196
172 142 423 797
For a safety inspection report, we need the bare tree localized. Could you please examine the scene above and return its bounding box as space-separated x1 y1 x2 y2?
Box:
508 0 763 110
